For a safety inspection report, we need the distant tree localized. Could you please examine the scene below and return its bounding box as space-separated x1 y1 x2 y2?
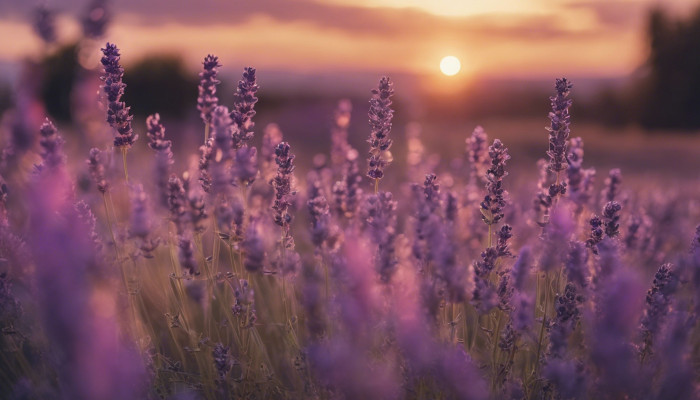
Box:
122 56 197 118
639 7 700 130
40 44 79 122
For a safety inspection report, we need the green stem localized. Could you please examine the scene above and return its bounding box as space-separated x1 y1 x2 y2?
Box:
488 223 493 248
121 146 129 184
102 193 119 260
533 273 550 392
492 311 504 377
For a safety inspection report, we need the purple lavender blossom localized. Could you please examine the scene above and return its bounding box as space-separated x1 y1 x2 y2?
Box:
146 114 174 208
199 106 236 194
232 145 258 186
466 125 489 186
480 139 510 225
332 148 363 220
271 141 296 230
74 200 103 255
178 235 198 276
198 140 213 193
548 283 584 359
566 137 584 189
307 176 332 250
36 118 65 171
231 67 259 148
212 343 232 381
472 274 499 314
86 147 109 194
168 175 189 235
216 197 244 242
330 99 352 170
539 206 574 273
367 76 394 182
183 175 207 234
594 237 622 283
565 137 596 212
602 201 622 237
363 192 398 284
473 226 512 313
100 43 137 148
602 168 622 203
33 6 56 44
411 174 441 266
547 78 572 175
197 55 222 126
497 272 514 311
639 263 678 360
82 0 110 39
128 184 159 258
586 216 604 254
474 225 513 279
232 279 257 327
432 224 466 303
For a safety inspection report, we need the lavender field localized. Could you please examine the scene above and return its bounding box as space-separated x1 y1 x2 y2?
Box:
1 2 700 400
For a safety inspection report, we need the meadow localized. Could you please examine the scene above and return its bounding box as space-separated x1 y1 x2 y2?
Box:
0 40 699 400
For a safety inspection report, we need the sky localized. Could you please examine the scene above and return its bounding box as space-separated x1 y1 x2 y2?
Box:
0 0 697 84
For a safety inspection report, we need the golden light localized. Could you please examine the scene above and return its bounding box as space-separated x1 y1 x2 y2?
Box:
440 55 461 76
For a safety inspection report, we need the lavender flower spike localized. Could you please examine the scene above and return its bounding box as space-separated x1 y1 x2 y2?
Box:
480 139 510 225
367 76 395 190
272 141 296 231
231 67 259 148
101 43 137 149
466 125 489 186
602 168 622 203
547 78 572 175
233 145 258 187
197 55 222 129
330 99 352 169
178 235 198 276
602 201 622 238
87 148 109 194
37 118 65 171
33 5 56 44
82 0 110 39
146 113 174 208
129 183 159 258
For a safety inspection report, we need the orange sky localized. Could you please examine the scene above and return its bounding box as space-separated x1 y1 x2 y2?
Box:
0 0 697 80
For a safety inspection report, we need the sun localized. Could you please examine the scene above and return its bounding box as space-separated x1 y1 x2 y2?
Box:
440 56 461 76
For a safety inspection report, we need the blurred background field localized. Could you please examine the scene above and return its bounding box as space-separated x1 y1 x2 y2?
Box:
1 0 700 190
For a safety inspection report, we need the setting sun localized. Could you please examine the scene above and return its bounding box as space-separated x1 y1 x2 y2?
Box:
440 55 461 76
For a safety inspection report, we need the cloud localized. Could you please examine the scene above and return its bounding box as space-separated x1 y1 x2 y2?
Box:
564 1 648 28
1 0 610 40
